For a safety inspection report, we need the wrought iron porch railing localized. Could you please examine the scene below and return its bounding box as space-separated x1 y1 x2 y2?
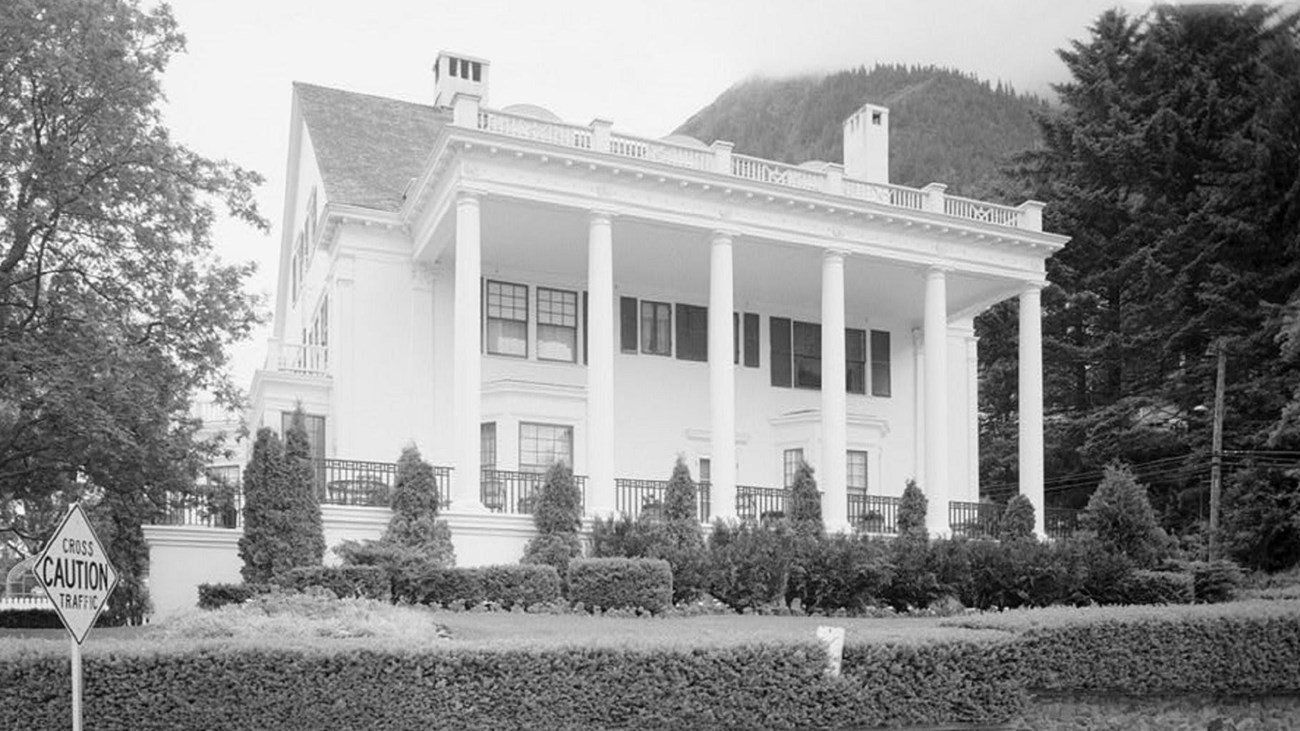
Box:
1045 507 1080 540
614 478 712 521
848 493 902 534
480 469 587 515
948 500 1003 539
735 484 789 523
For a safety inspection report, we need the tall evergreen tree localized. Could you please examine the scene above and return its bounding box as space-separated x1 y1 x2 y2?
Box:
238 410 324 583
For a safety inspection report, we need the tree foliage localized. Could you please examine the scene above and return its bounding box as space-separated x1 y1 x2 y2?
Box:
787 461 823 536
662 457 698 523
522 463 583 578
999 494 1036 542
1080 464 1168 567
0 0 264 585
897 479 928 541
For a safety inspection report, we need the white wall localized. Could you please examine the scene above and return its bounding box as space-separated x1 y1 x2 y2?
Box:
143 526 243 616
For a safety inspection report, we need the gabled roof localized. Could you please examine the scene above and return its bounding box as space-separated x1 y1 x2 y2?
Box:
293 82 446 212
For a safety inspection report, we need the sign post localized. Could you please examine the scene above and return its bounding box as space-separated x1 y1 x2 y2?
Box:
32 503 120 731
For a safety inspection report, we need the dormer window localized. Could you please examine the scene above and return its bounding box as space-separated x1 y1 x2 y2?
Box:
872 111 882 125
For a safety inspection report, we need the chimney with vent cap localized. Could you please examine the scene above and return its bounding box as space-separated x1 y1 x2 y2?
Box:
842 103 889 184
434 51 490 108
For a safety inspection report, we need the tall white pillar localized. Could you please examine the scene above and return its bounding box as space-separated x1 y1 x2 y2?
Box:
923 267 949 535
1018 284 1046 537
821 250 849 531
709 231 737 521
586 211 616 517
451 191 485 511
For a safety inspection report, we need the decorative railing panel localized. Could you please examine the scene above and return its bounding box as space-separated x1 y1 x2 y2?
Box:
481 469 586 515
476 110 592 150
944 195 1022 226
735 484 788 523
608 134 713 171
277 344 329 376
614 478 711 521
847 493 902 534
0 594 53 611
1045 507 1080 540
731 155 825 191
156 466 244 529
948 500 1003 539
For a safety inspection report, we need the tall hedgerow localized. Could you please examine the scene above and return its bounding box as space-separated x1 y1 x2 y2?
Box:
238 410 325 583
337 445 456 593
897 479 928 541
522 463 583 581
999 494 1036 542
787 461 823 537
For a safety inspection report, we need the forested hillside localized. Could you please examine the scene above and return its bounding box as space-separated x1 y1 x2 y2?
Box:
675 6 1300 572
674 64 1047 198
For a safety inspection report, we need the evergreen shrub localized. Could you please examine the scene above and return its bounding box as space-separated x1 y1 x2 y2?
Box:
522 463 583 584
197 582 274 610
0 608 62 628
1081 464 1169 567
786 533 894 614
1121 570 1194 605
897 479 928 541
568 557 672 614
400 565 561 610
1178 559 1245 603
787 461 823 536
238 412 325 584
276 566 389 601
999 495 1036 541
706 519 795 612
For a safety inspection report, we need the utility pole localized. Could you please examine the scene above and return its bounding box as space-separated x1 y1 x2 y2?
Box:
1209 342 1226 561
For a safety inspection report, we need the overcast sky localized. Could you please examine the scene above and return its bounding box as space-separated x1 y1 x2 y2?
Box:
156 0 1155 387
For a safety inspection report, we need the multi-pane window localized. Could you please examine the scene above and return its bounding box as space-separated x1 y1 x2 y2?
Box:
519 422 573 473
847 451 868 492
743 313 760 368
280 412 326 461
783 448 804 488
699 458 711 484
846 328 866 394
870 330 891 397
290 231 306 303
792 321 821 389
537 287 578 362
676 303 708 361
641 301 671 355
481 422 497 469
485 280 528 357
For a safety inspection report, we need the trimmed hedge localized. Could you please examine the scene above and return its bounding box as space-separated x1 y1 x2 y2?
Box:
197 583 274 610
276 566 389 601
401 565 561 610
568 557 673 614
0 608 62 628
0 640 1021 730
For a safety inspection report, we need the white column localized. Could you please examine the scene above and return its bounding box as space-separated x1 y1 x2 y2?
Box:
586 211 616 516
709 231 737 521
821 250 849 531
451 191 485 511
1018 284 1046 537
923 267 949 535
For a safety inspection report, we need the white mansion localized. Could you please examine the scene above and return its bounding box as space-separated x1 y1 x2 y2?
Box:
143 53 1066 614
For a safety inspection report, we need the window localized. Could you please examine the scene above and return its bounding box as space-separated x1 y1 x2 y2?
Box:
743 313 760 368
281 412 326 461
699 458 711 484
733 312 740 365
783 449 804 488
870 329 892 397
485 280 528 357
305 187 318 246
620 297 638 352
846 328 866 394
481 422 497 469
792 321 821 389
641 300 671 355
676 303 707 361
290 231 306 303
519 423 573 473
770 317 792 387
847 451 868 492
537 287 578 362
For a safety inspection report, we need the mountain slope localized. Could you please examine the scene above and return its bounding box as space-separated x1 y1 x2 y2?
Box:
674 64 1048 199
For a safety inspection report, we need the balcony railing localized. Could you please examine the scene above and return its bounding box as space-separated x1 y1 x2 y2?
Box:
481 469 587 515
848 493 902 534
317 459 452 509
1045 507 1081 541
156 466 244 529
948 500 1004 539
470 106 1038 231
735 484 789 523
614 478 712 521
276 343 329 376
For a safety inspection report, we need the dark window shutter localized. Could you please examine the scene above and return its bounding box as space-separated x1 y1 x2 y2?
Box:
620 297 638 352
582 291 589 364
846 328 866 394
676 303 707 361
733 312 739 364
744 312 760 368
770 317 791 387
870 329 891 397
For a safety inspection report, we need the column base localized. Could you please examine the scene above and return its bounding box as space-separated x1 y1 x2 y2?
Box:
447 499 491 514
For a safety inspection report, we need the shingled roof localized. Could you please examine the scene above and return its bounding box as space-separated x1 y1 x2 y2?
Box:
294 82 446 212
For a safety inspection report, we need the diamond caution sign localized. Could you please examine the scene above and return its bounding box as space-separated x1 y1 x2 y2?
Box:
33 503 119 644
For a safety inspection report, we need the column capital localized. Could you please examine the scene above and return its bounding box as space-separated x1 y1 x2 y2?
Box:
589 208 617 224
924 265 951 279
456 188 485 205
711 228 741 243
1021 280 1047 294
823 247 851 261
